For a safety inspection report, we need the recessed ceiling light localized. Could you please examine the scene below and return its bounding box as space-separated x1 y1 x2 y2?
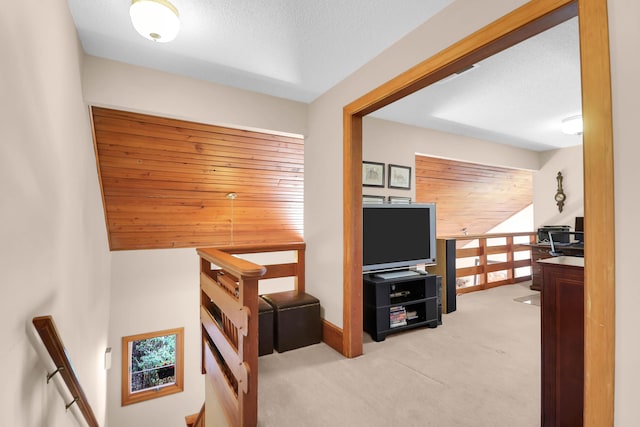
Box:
436 64 479 85
561 115 583 135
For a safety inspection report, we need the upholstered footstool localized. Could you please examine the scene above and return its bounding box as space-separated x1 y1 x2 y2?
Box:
258 296 274 356
261 291 321 352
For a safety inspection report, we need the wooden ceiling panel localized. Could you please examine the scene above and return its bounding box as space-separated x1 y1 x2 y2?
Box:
91 107 304 250
415 155 532 238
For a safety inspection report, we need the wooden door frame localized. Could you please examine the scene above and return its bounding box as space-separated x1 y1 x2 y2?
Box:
342 0 614 425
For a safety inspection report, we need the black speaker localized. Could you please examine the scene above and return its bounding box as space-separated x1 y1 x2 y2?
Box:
436 275 443 324
426 239 457 314
443 239 457 313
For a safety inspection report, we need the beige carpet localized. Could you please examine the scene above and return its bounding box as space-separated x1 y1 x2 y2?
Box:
258 283 540 426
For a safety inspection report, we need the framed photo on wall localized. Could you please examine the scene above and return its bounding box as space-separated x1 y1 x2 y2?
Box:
389 196 411 204
388 164 411 189
363 161 385 187
363 194 386 204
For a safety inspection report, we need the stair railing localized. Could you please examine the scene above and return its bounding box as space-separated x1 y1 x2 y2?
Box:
197 242 305 426
32 315 99 427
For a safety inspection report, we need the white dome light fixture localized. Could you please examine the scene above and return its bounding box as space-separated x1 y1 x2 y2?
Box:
561 114 583 135
130 0 180 43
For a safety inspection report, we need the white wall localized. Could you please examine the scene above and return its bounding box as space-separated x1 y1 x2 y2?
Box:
106 249 201 427
608 0 640 424
362 117 541 202
533 145 584 229
82 56 308 138
81 58 308 426
0 0 111 425
305 0 530 328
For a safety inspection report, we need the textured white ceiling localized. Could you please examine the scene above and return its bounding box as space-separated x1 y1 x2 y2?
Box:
372 17 583 151
66 0 581 152
67 0 452 102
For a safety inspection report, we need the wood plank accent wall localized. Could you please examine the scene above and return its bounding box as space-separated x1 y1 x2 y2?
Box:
91 107 304 250
415 155 532 238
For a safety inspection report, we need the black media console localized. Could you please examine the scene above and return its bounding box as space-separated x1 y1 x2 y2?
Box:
363 272 440 342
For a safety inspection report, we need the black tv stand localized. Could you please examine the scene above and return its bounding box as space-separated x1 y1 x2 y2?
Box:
363 272 440 342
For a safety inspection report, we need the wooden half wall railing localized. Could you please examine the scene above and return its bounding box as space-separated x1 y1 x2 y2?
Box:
32 316 99 427
197 242 305 427
437 232 537 295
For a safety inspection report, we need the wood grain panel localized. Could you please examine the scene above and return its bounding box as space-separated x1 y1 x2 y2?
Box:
91 107 304 250
415 156 532 238
578 0 615 424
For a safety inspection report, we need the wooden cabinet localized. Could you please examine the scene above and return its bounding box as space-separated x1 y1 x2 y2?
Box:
539 256 584 427
530 245 554 290
530 244 584 291
363 273 440 342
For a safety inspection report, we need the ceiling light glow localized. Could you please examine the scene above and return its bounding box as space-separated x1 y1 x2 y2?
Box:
561 115 583 135
130 0 180 43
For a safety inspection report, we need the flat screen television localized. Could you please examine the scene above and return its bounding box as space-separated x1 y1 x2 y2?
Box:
362 203 437 272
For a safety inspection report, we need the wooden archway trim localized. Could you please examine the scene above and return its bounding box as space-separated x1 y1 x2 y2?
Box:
343 0 614 425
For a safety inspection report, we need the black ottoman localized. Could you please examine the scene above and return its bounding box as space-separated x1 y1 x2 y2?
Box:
261 291 321 352
258 296 274 356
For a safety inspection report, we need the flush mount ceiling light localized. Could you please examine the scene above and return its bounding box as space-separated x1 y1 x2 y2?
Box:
561 114 583 135
130 0 180 43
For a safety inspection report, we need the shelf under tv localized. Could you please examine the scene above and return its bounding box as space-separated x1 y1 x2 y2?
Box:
363 272 440 342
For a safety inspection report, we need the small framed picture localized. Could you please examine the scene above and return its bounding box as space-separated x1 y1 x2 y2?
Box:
388 164 411 190
363 194 386 204
363 161 385 187
389 196 411 204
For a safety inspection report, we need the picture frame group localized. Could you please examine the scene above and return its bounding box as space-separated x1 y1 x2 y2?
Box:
362 161 412 190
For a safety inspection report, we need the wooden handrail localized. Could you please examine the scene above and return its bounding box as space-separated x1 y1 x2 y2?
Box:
214 242 306 254
32 316 99 427
439 231 536 240
199 242 306 293
197 247 267 278
185 402 206 427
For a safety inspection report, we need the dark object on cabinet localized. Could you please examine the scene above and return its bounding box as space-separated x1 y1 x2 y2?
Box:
261 291 321 353
529 243 584 290
537 225 570 243
539 257 584 427
258 296 274 356
363 273 439 342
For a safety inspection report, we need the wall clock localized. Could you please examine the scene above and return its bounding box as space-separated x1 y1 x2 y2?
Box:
555 171 566 212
